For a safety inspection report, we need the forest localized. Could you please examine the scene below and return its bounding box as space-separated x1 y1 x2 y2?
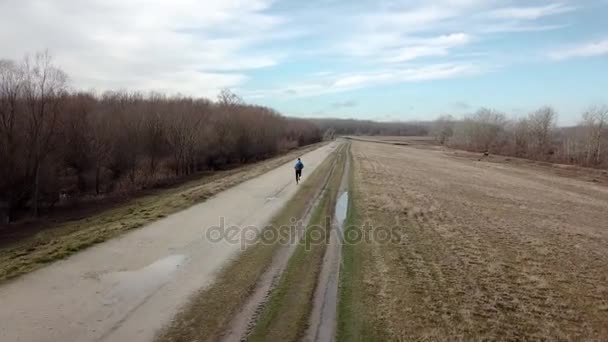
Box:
0 53 322 222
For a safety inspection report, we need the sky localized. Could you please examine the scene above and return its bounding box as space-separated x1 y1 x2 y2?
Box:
1 0 607 125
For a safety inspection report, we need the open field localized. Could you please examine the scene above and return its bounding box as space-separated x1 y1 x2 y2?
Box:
340 140 608 340
346 135 436 146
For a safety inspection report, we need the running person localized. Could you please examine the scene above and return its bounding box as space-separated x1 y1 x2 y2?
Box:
294 158 304 184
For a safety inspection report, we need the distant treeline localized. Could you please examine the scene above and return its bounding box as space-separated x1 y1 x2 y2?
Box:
310 118 430 137
432 106 608 168
0 53 322 222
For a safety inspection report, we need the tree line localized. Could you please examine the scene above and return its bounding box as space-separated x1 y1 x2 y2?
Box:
0 52 322 222
432 106 608 168
310 118 430 137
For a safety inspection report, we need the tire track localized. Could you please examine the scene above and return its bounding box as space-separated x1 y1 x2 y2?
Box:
304 142 350 342
219 143 343 342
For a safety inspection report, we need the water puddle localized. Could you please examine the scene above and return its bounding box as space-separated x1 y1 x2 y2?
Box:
100 255 186 302
335 191 349 229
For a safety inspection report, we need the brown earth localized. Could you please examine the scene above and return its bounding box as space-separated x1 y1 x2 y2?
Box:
346 140 608 340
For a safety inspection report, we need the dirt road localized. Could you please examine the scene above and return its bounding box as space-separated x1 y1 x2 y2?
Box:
0 142 336 342
342 140 608 340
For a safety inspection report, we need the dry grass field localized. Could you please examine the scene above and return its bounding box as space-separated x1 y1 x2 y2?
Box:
342 140 608 340
347 135 436 146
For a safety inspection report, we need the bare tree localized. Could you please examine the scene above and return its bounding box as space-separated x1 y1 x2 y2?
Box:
217 88 244 106
88 109 112 195
142 112 165 178
62 93 96 193
22 51 68 216
528 106 557 159
581 105 608 166
454 108 506 152
0 60 25 221
166 105 203 176
432 115 455 145
513 118 529 157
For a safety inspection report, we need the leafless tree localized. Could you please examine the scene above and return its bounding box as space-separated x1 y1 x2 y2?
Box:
0 60 25 221
21 51 68 216
432 115 455 145
451 108 507 152
217 88 244 106
513 117 529 157
527 106 557 159
581 105 608 166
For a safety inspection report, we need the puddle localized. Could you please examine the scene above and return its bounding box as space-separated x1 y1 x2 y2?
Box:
101 255 186 300
335 192 349 229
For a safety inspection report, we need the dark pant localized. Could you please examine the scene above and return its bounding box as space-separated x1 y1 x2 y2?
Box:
295 169 302 181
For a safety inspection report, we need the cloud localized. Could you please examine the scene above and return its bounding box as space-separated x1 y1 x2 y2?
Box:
246 63 484 99
362 6 456 31
341 32 473 64
385 33 472 62
331 100 358 108
0 0 590 101
480 23 567 34
0 0 286 97
335 1 575 64
487 3 575 20
549 39 608 60
331 63 481 89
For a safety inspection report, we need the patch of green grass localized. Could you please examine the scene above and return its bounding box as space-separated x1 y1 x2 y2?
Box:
0 143 324 282
154 144 339 342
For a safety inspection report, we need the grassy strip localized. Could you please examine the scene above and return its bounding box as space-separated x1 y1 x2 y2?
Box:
248 143 346 342
337 143 384 341
154 144 339 342
0 143 324 282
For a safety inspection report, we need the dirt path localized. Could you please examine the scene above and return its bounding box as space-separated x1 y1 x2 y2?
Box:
0 143 337 342
219 143 341 342
304 145 350 342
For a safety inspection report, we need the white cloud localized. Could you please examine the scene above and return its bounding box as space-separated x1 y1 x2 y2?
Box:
336 1 576 63
480 23 567 33
0 0 589 101
246 63 484 98
0 0 285 97
487 3 575 20
386 33 472 62
549 39 608 60
362 6 456 31
341 32 473 63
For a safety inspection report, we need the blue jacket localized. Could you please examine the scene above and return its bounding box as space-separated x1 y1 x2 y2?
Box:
294 160 304 170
